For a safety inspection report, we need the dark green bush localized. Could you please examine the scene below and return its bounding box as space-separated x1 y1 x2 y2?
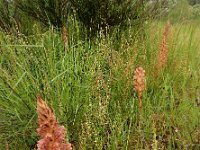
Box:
188 0 200 5
0 1 36 35
14 0 150 35
15 0 70 28
0 0 16 32
70 0 146 34
10 0 169 37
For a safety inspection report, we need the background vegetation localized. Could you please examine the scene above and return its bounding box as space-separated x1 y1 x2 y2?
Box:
0 0 200 149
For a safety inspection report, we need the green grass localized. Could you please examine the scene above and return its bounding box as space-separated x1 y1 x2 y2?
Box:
0 19 200 149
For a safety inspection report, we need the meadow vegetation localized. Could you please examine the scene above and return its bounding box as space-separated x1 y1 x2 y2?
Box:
0 0 200 149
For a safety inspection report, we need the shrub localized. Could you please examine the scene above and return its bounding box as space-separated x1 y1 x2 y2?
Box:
0 0 16 32
13 0 172 37
188 0 200 5
15 0 70 28
0 1 36 35
14 0 150 36
70 0 146 34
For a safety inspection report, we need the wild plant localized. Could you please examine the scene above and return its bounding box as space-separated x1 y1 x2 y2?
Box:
36 95 72 150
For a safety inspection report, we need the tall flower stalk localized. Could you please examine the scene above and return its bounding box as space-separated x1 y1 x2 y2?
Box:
62 25 68 53
157 22 171 70
36 95 72 150
133 67 145 113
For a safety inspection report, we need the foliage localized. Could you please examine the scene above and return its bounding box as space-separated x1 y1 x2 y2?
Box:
3 0 174 37
0 0 16 32
0 20 200 149
146 0 177 18
188 0 200 5
192 4 200 17
0 1 200 149
14 0 151 36
0 1 38 35
70 0 146 35
15 0 70 28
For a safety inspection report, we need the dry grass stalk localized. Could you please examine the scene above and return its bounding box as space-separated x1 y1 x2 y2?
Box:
36 95 72 150
157 22 171 70
6 141 8 150
133 67 145 111
62 25 68 53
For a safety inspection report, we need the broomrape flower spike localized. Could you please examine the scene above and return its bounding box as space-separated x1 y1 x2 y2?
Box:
133 67 145 111
36 95 72 150
157 22 171 70
62 25 68 53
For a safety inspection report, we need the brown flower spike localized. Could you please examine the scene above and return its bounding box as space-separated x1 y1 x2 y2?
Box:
133 67 145 110
157 22 171 70
62 25 68 53
37 95 72 150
